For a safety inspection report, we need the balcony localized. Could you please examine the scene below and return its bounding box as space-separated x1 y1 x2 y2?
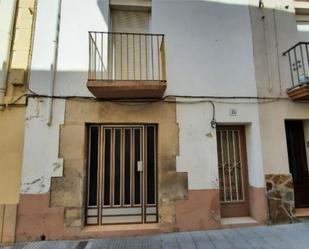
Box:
283 42 309 101
87 32 167 99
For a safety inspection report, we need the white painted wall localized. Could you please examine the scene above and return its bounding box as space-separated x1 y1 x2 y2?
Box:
22 0 110 193
29 0 109 97
30 0 259 98
176 101 219 190
28 0 61 96
250 0 309 175
249 0 298 97
259 101 309 175
153 0 265 190
21 98 65 194
23 0 266 194
152 0 257 97
55 0 109 96
176 100 264 189
22 0 309 196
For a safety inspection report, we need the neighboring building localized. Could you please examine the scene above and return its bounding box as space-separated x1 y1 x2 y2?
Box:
15 0 309 242
0 0 37 244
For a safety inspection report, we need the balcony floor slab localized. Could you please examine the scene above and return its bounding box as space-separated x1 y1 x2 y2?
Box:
87 80 167 99
287 84 309 101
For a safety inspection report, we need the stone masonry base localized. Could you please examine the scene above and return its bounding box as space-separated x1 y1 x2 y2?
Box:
266 174 295 224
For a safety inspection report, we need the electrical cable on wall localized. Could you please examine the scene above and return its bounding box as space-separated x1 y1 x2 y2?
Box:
4 91 289 107
273 8 283 99
258 1 283 99
0 87 294 129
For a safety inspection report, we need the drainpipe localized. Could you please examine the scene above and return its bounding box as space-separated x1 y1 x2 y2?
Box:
0 0 17 105
46 0 62 126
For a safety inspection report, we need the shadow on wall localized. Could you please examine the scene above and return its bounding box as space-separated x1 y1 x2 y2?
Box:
97 0 110 22
29 1 299 98
29 70 91 97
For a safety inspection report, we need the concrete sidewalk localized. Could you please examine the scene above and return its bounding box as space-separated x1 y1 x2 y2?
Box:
2 223 309 249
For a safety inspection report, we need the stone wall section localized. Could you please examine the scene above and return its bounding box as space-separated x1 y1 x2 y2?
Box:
266 174 295 224
50 99 188 230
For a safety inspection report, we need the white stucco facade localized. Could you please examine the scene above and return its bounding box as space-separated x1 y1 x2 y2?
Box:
152 0 257 97
176 100 264 189
21 98 65 193
21 0 110 193
21 0 309 204
151 0 265 190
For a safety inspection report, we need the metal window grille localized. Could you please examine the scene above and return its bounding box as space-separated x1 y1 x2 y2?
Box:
217 129 245 203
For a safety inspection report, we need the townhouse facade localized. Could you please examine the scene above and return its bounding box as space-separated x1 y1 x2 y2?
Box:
7 0 309 242
0 0 37 244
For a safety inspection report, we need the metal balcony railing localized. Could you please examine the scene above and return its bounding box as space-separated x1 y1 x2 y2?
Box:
283 42 309 88
88 31 166 82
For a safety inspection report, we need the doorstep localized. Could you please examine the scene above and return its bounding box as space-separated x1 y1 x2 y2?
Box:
78 223 175 238
295 208 309 218
221 217 259 229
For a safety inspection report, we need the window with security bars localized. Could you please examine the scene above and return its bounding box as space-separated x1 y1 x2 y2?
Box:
216 129 245 203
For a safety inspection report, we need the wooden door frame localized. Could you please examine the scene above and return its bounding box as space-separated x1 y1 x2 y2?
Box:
216 125 250 218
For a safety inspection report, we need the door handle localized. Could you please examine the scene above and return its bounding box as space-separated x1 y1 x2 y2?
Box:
137 161 143 172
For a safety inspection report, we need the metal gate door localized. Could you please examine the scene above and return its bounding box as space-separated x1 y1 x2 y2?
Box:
216 125 249 218
86 125 158 225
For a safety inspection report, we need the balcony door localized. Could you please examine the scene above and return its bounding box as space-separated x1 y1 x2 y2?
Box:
216 125 250 218
110 10 151 80
86 125 158 225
